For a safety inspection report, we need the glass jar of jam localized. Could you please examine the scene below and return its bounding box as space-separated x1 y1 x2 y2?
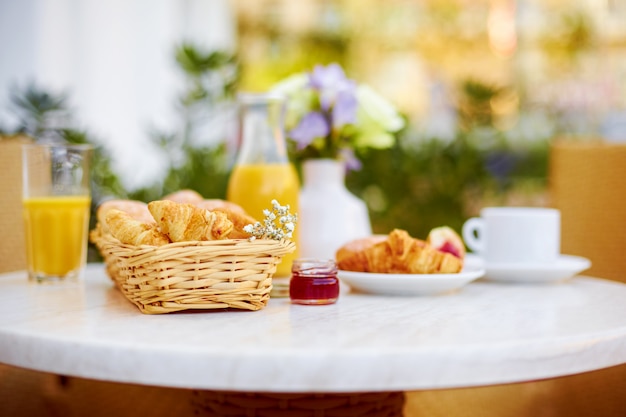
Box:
289 259 340 305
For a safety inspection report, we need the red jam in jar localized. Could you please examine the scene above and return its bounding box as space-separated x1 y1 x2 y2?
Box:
289 259 339 305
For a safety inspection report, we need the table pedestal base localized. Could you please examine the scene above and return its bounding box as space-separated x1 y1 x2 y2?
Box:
191 390 406 417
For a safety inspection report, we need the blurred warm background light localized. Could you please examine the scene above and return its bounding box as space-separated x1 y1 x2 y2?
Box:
2 0 626 237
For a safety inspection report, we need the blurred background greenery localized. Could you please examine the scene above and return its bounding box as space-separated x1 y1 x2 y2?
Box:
3 0 625 241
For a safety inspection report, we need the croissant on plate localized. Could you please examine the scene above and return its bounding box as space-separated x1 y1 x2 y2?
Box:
336 229 463 274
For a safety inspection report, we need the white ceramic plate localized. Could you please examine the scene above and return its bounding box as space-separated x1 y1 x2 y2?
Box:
337 263 485 296
480 254 591 284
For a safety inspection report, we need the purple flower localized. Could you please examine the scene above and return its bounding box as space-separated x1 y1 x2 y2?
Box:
277 62 401 165
289 112 330 150
340 148 362 171
309 63 356 111
309 63 347 90
332 89 357 128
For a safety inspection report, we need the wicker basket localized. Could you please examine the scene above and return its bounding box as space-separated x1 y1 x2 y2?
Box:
90 230 295 314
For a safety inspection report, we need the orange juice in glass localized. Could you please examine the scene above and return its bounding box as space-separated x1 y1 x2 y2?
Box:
23 196 91 278
227 163 299 277
22 143 93 282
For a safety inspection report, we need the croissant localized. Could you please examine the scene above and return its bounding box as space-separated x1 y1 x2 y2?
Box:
96 199 154 234
105 209 170 246
335 235 387 273
336 229 463 274
386 229 454 274
162 189 204 205
194 199 257 239
148 200 233 242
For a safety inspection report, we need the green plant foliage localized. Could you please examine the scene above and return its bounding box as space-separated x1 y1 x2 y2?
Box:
8 85 69 137
346 136 486 238
338 75 550 239
457 79 505 130
345 130 549 239
161 143 231 200
175 44 239 104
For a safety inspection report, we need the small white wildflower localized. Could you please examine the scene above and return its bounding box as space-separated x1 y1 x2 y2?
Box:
244 199 298 241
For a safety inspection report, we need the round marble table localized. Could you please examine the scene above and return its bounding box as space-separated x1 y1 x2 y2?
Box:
1 264 626 394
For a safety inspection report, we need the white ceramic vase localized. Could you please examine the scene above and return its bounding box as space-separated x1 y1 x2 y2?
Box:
298 159 372 260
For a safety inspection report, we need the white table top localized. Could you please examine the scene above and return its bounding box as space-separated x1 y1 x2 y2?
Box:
1 264 626 393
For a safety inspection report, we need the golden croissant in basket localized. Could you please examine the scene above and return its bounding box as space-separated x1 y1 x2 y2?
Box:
96 195 257 246
336 228 465 274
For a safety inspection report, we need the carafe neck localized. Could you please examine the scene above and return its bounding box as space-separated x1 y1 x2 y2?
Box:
236 92 288 165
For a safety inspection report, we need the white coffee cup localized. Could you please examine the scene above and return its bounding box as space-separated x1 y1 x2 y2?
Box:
462 207 561 264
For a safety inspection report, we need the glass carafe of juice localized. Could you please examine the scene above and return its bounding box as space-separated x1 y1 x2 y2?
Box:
227 92 300 278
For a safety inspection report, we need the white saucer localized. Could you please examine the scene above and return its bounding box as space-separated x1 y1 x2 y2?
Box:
337 263 484 296
468 254 592 284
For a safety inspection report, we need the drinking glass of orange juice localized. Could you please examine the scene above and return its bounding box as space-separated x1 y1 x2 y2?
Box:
22 143 93 283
